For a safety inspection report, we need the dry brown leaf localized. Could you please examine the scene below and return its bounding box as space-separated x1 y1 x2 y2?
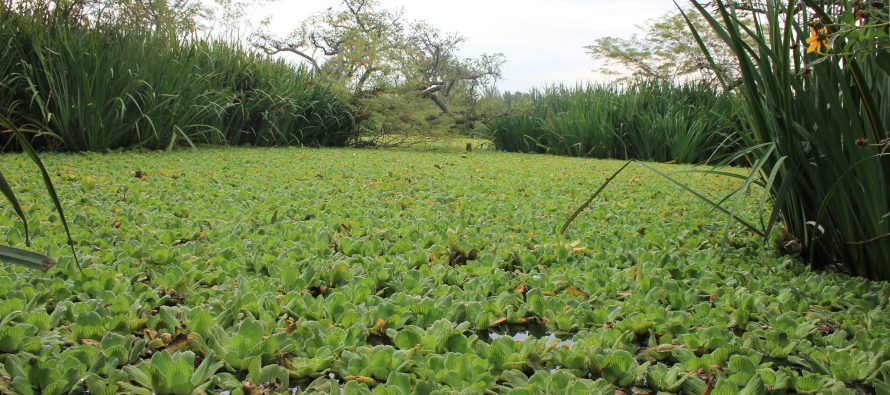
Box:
566 285 588 299
346 376 377 385
515 283 527 295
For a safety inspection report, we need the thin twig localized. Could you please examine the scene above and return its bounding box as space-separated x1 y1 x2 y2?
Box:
847 233 890 246
560 161 632 235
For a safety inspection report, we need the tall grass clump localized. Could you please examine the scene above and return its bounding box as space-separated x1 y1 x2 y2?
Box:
0 1 355 151
487 81 741 164
684 0 890 280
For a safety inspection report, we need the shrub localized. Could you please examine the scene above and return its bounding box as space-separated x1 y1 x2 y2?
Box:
684 0 890 280
0 1 356 152
486 81 742 164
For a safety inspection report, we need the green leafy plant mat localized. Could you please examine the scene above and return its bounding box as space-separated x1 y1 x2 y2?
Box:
0 147 887 394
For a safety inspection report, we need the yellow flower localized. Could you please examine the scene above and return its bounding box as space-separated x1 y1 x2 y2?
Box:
806 27 831 54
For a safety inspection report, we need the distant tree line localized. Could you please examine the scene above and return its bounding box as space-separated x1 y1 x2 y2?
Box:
253 0 505 115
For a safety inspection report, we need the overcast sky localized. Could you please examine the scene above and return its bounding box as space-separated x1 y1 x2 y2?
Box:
251 0 679 92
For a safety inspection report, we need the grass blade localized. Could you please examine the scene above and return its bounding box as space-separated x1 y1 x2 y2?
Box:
638 161 765 238
0 245 55 271
560 160 632 235
0 170 29 245
0 117 80 270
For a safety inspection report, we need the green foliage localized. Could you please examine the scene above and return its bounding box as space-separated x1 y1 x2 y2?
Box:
683 0 890 280
590 349 649 386
0 148 888 392
209 318 293 371
255 0 504 117
359 91 461 136
487 80 742 164
0 1 355 152
0 114 74 271
648 363 695 392
120 350 222 395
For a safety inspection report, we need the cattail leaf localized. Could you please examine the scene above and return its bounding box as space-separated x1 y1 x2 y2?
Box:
0 171 29 246
0 245 55 271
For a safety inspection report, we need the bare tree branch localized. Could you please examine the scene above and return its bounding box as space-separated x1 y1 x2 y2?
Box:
257 42 322 73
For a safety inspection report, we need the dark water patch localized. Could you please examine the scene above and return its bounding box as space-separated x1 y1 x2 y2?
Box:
367 332 394 346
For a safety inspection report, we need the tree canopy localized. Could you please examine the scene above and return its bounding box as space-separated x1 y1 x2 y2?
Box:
254 0 505 113
585 10 740 86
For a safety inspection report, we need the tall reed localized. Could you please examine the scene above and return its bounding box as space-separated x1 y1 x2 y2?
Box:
0 1 356 152
684 0 890 280
487 81 741 164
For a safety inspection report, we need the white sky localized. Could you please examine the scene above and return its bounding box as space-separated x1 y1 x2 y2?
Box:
248 0 679 92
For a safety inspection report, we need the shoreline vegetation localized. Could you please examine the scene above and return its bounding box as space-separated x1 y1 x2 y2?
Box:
1 0 888 393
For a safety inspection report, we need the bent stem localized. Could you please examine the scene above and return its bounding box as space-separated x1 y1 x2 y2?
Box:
560 161 632 235
0 117 80 271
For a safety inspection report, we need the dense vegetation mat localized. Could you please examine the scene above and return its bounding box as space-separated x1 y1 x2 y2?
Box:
0 148 888 394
